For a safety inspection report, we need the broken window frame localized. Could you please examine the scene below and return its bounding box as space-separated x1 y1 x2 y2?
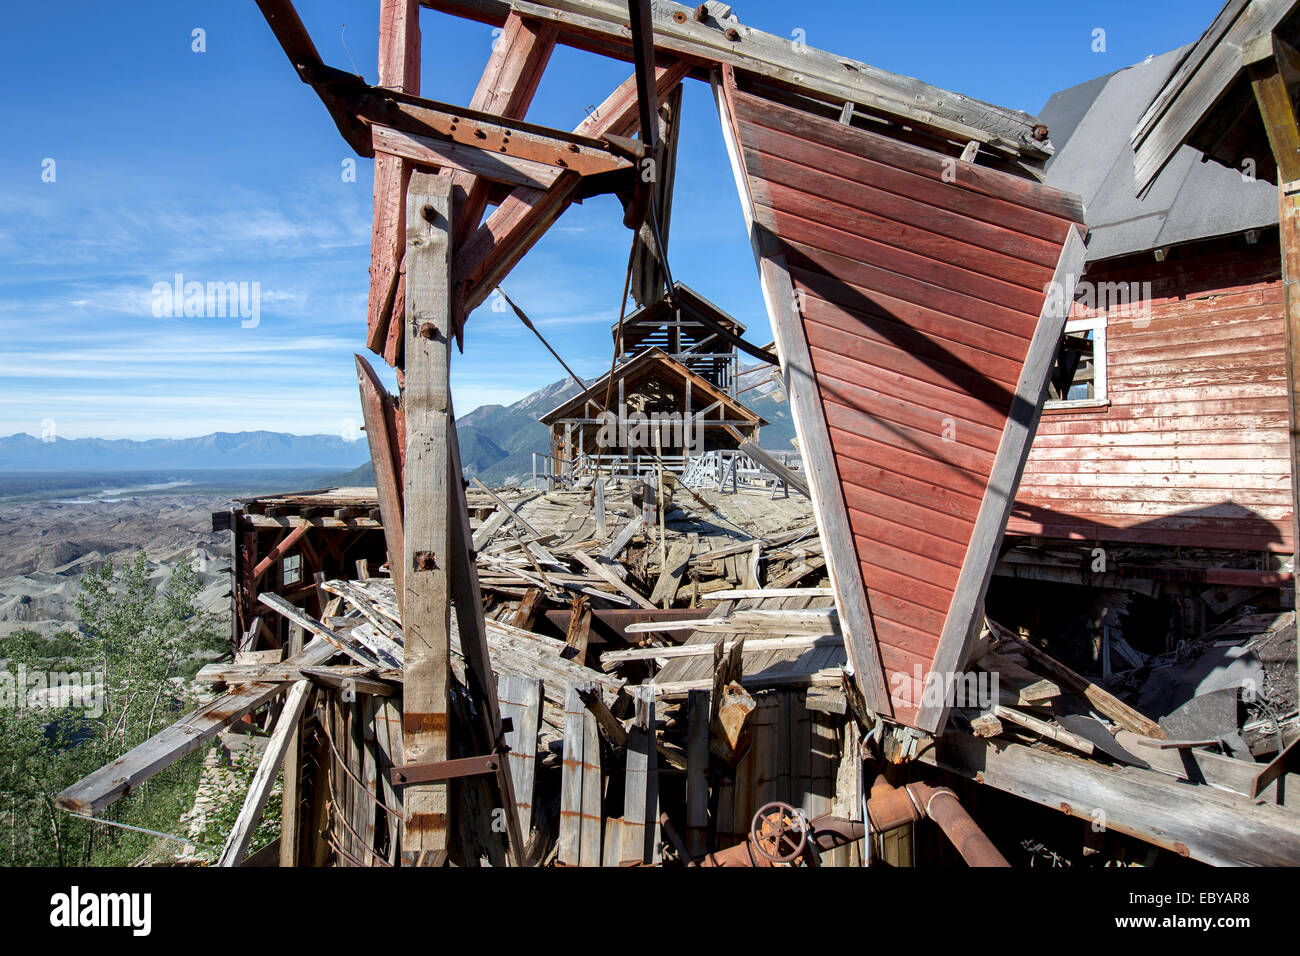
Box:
1044 314 1108 410
282 552 303 587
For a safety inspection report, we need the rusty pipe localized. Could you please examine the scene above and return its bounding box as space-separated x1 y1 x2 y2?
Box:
907 783 1009 867
698 783 1007 867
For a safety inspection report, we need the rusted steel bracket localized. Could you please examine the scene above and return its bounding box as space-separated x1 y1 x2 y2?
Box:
390 753 502 787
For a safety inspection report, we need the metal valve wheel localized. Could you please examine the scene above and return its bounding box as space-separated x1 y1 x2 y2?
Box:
750 801 809 864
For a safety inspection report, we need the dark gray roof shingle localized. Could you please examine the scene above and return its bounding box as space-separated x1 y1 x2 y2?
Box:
1040 45 1277 263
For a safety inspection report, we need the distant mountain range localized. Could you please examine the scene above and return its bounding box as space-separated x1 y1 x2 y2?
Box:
0 431 371 472
0 367 796 483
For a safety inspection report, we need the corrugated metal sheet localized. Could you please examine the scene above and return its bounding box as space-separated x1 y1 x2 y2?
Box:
724 77 1086 727
1009 240 1293 553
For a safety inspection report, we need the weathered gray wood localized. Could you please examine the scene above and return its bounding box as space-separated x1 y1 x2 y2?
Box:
299 665 395 697
258 592 386 669
374 697 406 864
498 674 542 834
447 403 526 865
219 679 313 866
57 639 335 815
423 0 1050 159
356 354 405 602
993 705 1095 756
1132 0 1291 192
621 684 660 865
571 549 657 609
686 689 709 859
472 476 543 538
600 514 645 559
579 687 603 866
715 74 891 718
279 622 306 867
401 170 455 861
559 683 601 865
738 438 809 498
471 507 509 551
624 607 836 634
593 477 607 538
925 732 1300 866
601 634 840 667
649 539 693 607
916 227 1087 734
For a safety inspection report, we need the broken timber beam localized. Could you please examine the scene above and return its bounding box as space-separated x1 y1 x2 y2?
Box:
454 61 691 320
57 638 336 815
369 0 422 360
421 0 1050 160
356 354 406 599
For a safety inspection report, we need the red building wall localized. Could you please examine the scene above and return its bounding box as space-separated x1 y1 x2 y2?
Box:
1007 236 1294 555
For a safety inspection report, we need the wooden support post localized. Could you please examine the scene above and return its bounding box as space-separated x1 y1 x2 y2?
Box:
559 683 602 866
278 622 305 867
1249 34 1300 708
498 674 541 835
685 688 709 859
594 477 607 539
447 406 526 864
219 680 313 866
621 684 660 865
400 170 454 863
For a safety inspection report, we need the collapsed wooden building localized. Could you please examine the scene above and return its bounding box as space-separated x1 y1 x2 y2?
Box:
58 0 1300 866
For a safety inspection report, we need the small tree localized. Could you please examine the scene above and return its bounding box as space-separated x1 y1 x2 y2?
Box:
0 552 224 865
77 552 222 752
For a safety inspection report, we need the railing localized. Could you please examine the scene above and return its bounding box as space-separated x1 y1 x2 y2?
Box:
681 449 805 497
532 452 695 489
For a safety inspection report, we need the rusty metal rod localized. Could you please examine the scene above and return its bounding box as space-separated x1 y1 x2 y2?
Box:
698 783 1007 867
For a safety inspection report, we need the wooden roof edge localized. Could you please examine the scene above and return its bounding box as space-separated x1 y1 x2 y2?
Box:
1131 0 1299 195
421 0 1054 161
612 281 748 335
538 346 764 424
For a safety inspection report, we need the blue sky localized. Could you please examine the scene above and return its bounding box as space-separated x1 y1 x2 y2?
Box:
0 0 1226 440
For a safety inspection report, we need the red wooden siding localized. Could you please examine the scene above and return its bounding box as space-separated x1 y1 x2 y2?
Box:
728 85 1085 725
1008 240 1294 554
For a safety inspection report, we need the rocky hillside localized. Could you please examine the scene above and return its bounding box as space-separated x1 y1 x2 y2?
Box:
0 496 232 641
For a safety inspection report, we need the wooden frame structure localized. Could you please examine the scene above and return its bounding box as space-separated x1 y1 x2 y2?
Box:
50 0 1300 871
43 0 1107 866
250 0 1082 801
539 346 765 483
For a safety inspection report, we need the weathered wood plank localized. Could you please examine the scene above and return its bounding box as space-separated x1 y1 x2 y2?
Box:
400 170 455 861
219 679 315 866
58 639 334 815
